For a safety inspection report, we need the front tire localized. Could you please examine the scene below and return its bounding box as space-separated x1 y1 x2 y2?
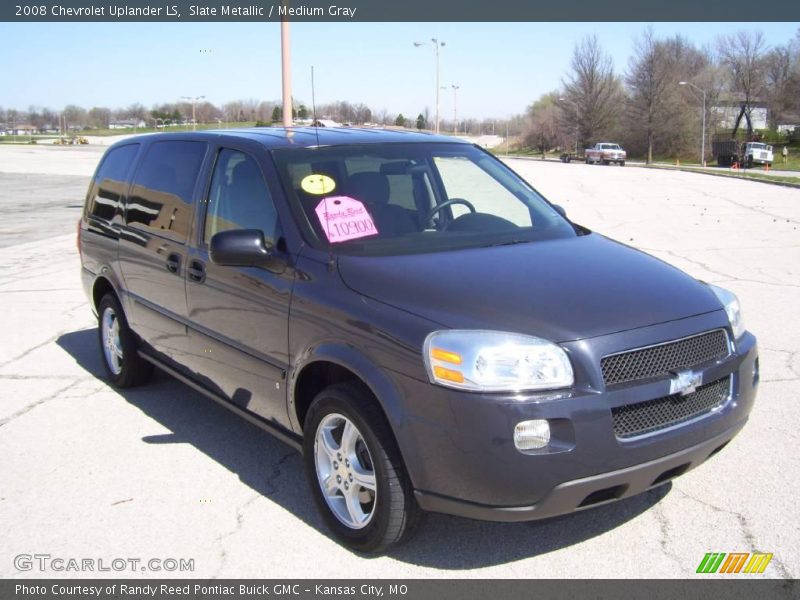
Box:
97 293 153 388
303 382 422 553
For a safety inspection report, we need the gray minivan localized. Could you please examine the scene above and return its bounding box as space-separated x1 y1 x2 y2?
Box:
79 128 759 552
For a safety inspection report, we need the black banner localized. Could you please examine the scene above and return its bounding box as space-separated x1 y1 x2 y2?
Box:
1 580 798 600
3 0 800 22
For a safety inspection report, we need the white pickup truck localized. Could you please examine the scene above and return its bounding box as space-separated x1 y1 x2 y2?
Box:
585 142 626 166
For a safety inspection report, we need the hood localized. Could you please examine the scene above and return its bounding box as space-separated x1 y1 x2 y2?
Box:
337 234 722 342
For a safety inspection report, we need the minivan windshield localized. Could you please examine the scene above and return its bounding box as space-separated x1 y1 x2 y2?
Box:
272 142 577 256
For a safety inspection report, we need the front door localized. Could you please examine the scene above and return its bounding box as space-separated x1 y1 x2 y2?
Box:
184 147 293 426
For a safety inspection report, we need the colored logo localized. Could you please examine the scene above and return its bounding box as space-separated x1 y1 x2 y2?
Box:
696 552 773 574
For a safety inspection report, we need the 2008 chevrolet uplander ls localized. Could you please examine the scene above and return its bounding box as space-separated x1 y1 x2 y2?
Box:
79 128 759 552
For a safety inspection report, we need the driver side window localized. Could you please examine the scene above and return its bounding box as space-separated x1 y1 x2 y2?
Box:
434 155 532 226
204 149 279 245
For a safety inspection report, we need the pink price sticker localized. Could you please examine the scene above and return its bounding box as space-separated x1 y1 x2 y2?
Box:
315 196 379 243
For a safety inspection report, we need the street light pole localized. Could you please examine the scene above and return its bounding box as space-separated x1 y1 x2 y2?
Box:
414 38 445 134
679 81 707 166
181 95 205 131
451 85 459 136
442 84 459 135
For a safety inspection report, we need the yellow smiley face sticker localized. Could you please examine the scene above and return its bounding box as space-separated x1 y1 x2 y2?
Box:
301 173 336 195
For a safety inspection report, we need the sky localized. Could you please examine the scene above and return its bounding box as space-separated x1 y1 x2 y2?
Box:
1 21 798 120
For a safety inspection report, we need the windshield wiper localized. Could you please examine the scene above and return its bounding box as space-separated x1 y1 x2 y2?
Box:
485 239 532 248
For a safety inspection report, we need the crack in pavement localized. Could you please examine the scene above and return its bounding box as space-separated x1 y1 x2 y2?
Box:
693 186 800 227
641 248 800 289
675 488 794 579
761 347 800 379
264 451 298 497
212 451 297 579
0 288 77 294
0 374 95 381
0 379 81 428
652 503 693 576
0 323 94 370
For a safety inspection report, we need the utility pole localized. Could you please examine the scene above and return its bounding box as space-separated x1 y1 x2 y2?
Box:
281 12 293 128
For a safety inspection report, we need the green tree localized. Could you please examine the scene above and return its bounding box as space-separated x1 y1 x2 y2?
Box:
416 113 426 130
271 106 281 122
395 113 406 127
297 105 309 119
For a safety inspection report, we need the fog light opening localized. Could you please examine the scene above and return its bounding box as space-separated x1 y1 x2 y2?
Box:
514 419 551 451
753 357 760 386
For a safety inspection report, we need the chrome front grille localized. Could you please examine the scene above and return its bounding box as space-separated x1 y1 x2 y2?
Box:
612 376 731 439
601 330 729 386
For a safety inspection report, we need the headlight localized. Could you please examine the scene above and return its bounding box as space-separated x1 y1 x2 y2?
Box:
423 330 574 392
709 284 745 340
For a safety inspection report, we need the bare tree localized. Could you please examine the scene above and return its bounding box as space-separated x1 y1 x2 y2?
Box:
626 29 673 163
87 107 111 129
660 36 712 159
63 105 87 130
559 35 622 147
717 31 767 122
764 45 795 127
524 93 561 157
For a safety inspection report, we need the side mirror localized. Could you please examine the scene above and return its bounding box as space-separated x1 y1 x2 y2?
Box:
552 204 568 219
209 229 272 267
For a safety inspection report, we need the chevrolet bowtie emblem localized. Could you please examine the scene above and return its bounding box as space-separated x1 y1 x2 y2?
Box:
670 369 703 396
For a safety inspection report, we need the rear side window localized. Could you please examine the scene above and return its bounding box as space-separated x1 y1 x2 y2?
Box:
204 149 279 245
126 140 207 243
87 144 139 222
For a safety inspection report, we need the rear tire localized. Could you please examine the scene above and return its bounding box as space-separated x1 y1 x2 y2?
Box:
97 293 153 388
303 382 422 553
620 161 626 166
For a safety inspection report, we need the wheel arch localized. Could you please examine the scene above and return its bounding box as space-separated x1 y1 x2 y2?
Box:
289 344 408 438
92 275 118 312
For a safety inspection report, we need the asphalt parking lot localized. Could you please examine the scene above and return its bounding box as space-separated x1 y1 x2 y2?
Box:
0 144 798 579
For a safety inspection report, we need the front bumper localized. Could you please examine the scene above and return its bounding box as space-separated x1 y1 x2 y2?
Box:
392 315 758 521
414 422 743 521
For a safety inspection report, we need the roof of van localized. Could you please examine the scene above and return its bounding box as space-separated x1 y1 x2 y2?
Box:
118 127 468 149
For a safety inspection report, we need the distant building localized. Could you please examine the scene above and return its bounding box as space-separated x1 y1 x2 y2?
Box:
109 119 147 129
8 124 38 135
311 119 342 128
712 104 768 130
